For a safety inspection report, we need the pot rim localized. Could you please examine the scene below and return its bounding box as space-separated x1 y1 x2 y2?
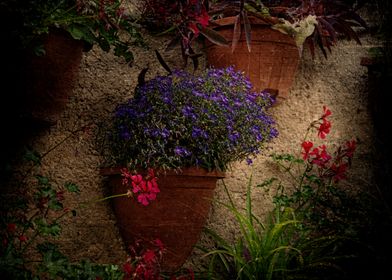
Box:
100 166 225 178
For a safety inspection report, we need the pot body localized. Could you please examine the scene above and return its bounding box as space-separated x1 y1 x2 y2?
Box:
205 16 300 102
24 28 84 123
101 167 225 272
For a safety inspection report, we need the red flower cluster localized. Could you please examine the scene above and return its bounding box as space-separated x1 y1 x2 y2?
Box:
121 169 160 206
122 239 164 280
122 238 195 280
317 106 332 139
2 223 28 249
301 106 357 183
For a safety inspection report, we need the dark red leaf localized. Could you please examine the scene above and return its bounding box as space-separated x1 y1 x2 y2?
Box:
199 25 229 47
137 67 149 88
155 50 172 74
165 35 182 52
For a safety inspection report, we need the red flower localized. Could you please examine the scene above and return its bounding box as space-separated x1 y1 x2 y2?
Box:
153 239 164 251
188 22 199 36
7 223 16 233
309 145 331 167
123 262 133 275
143 249 157 264
322 106 332 119
331 163 348 182
18 235 28 242
196 10 209 27
301 141 313 160
121 169 160 206
318 118 331 139
345 139 356 158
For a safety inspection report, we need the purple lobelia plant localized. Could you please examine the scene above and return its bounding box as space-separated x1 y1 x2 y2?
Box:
102 66 278 172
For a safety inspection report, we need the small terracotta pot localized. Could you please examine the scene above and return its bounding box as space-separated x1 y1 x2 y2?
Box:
205 16 300 102
24 28 84 124
100 167 225 272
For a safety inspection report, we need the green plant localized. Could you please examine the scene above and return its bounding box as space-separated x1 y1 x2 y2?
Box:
256 106 365 235
1 0 144 63
198 177 347 280
101 66 278 172
0 128 186 279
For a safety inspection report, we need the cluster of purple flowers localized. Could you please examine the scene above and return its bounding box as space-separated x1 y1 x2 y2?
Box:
108 66 278 171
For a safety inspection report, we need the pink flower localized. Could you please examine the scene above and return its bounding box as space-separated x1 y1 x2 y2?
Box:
121 168 160 206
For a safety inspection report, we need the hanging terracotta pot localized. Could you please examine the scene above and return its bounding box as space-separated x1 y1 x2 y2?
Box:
100 167 225 272
24 28 84 124
205 16 300 102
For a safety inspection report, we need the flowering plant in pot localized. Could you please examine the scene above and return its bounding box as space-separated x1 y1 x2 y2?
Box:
99 66 278 272
2 0 144 62
140 0 367 64
1 0 145 128
139 0 367 101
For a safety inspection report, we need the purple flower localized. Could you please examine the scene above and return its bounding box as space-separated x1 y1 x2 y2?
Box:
228 132 240 143
192 127 208 139
107 66 278 172
182 105 197 120
174 146 191 157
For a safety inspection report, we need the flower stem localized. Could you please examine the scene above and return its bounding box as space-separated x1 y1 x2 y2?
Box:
79 193 129 208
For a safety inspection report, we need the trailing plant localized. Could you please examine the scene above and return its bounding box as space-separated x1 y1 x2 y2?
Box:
1 0 145 63
101 66 278 172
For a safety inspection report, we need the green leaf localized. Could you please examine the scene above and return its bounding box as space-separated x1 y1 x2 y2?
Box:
256 177 278 188
36 175 50 186
36 218 62 236
48 199 63 211
24 149 41 165
64 182 80 193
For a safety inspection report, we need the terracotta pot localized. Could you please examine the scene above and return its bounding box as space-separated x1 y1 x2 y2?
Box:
24 28 84 124
100 167 225 272
205 16 300 102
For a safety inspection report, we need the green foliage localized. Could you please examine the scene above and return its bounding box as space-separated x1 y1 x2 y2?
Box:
37 242 123 280
0 148 86 279
1 0 145 63
199 178 346 280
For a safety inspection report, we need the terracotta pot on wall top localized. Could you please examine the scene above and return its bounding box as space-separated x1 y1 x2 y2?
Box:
205 16 300 103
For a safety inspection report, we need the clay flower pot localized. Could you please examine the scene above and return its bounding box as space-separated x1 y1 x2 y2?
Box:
24 28 84 124
205 16 300 102
100 167 225 272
